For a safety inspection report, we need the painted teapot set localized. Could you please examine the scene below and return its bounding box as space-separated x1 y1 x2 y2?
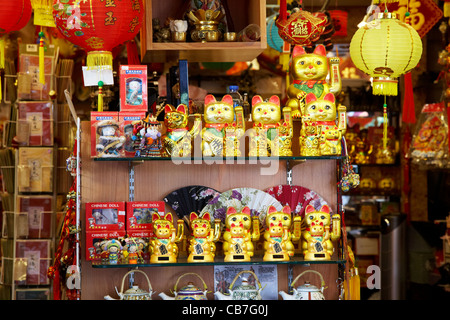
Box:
104 269 326 300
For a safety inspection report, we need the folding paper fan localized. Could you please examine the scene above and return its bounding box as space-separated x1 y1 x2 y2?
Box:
163 185 220 221
265 184 330 218
200 187 283 226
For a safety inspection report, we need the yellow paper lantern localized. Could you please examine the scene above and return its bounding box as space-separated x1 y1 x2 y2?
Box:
349 12 422 96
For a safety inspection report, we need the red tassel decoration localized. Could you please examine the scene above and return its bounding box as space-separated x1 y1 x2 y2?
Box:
402 72 416 124
126 39 140 65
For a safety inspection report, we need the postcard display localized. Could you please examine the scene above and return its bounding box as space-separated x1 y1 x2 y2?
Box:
0 44 58 300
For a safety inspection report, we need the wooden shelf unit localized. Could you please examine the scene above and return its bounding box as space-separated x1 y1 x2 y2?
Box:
80 121 346 300
140 0 267 62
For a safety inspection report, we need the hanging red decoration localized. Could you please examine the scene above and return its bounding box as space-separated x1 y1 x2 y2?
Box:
0 0 32 100
0 0 32 35
52 0 144 70
329 10 348 37
276 0 327 48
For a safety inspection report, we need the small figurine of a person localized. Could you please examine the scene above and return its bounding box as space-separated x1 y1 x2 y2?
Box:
106 239 121 264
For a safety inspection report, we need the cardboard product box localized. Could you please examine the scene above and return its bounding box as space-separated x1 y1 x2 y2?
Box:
119 65 148 112
17 147 53 193
126 201 165 237
119 111 146 157
2 196 53 239
17 101 54 146
90 111 121 157
17 44 55 101
15 239 51 285
85 230 126 261
85 202 126 232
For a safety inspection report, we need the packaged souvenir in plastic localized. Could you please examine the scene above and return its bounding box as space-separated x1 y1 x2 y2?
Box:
409 102 448 167
119 65 148 112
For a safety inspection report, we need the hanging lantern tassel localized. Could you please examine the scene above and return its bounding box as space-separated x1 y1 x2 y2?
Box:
98 81 104 112
383 102 388 150
38 29 45 85
0 37 5 102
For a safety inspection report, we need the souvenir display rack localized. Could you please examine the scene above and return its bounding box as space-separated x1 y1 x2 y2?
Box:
82 116 347 299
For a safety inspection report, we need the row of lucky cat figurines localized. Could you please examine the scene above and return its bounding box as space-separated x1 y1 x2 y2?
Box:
148 204 341 263
158 91 346 158
162 44 345 158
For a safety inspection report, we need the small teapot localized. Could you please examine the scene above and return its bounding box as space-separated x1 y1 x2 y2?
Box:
214 270 264 300
159 273 208 300
279 270 326 300
104 269 154 300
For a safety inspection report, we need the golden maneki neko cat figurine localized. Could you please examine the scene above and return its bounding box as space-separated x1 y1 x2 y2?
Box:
301 204 341 261
300 92 347 156
201 94 245 157
249 95 293 157
161 103 202 157
286 44 341 119
149 212 184 263
222 206 260 262
187 212 221 263
263 205 301 261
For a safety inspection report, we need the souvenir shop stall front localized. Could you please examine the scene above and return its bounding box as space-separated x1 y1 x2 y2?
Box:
0 0 449 302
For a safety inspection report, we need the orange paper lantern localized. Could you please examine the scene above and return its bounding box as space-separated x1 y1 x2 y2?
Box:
52 0 144 70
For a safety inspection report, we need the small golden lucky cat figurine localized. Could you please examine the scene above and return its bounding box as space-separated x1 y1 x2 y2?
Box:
301 204 341 261
149 212 184 263
188 212 221 263
249 95 293 157
222 206 260 262
286 44 341 119
201 94 245 157
263 205 301 261
162 104 201 157
300 92 347 156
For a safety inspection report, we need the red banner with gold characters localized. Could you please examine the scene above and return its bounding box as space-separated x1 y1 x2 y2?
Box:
379 0 442 38
52 0 144 52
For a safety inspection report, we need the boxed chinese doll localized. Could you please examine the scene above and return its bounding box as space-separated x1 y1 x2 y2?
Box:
17 101 54 146
85 202 126 231
17 147 53 193
119 65 148 112
126 201 165 237
119 111 146 157
85 230 126 261
90 111 124 158
17 44 55 101
15 239 51 285
2 196 53 239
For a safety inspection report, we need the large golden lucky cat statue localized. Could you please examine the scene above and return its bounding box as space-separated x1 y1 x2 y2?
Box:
201 94 245 157
149 212 184 263
300 92 347 156
187 212 221 263
222 206 260 262
249 95 293 157
301 204 341 261
162 103 201 157
286 44 341 119
263 205 301 261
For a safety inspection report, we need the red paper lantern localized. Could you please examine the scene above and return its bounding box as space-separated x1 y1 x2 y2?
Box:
0 0 32 34
52 0 144 70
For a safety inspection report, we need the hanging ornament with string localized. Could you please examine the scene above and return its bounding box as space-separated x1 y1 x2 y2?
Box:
53 0 144 111
350 9 422 150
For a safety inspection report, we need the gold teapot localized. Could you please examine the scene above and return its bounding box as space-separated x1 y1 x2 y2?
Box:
104 269 154 300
